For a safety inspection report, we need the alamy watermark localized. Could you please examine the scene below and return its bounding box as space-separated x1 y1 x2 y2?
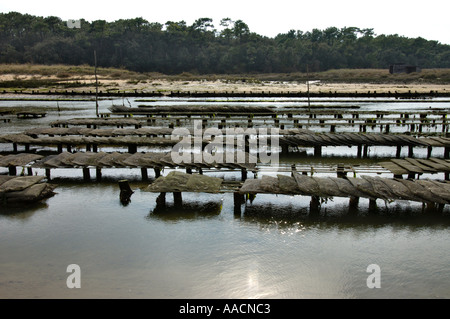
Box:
366 264 381 289
66 264 81 288
67 19 81 29
170 120 280 168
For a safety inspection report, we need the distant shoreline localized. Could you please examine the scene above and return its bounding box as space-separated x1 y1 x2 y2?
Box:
0 64 449 97
1 78 449 97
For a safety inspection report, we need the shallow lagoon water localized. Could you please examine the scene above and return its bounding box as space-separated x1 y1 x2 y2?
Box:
0 95 449 299
1 181 449 299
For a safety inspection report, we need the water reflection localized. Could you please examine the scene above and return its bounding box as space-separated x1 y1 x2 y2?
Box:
241 201 450 233
147 200 222 222
139 189 450 231
0 201 48 219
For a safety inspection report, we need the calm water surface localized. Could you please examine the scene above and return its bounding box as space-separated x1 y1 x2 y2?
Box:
1 181 449 298
0 95 449 299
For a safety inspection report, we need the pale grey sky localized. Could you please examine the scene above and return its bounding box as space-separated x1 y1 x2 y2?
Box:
1 0 449 44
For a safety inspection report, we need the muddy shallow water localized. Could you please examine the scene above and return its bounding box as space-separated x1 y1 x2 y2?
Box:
0 95 449 299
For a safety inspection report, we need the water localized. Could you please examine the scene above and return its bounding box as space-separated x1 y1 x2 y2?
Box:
1 183 449 298
0 95 449 299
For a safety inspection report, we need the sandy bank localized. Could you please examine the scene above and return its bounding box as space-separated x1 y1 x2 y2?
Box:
1 74 449 95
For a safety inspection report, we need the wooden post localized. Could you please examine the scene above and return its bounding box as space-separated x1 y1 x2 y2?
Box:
310 196 320 214
349 196 359 213
156 192 166 209
337 164 346 178
306 64 311 111
368 199 377 213
8 166 17 176
241 168 248 181
396 146 402 158
119 180 134 204
233 192 244 216
128 145 137 154
330 125 336 133
245 135 250 154
314 146 322 157
357 145 362 158
173 192 183 208
363 145 369 158
408 146 414 158
427 146 433 159
442 114 447 133
96 167 102 181
141 168 148 181
291 164 296 177
94 50 99 118
82 167 91 181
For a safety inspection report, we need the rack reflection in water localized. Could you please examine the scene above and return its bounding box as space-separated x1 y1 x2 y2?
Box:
148 198 223 221
242 198 450 224
143 189 450 225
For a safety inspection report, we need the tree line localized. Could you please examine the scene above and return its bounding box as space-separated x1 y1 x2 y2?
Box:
1 12 449 74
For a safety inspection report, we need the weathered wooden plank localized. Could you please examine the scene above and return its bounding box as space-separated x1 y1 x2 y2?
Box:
428 158 450 170
391 159 424 173
424 137 450 147
404 158 438 173
379 161 409 175
416 159 449 172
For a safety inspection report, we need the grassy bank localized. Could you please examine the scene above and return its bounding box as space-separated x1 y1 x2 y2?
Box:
0 64 143 79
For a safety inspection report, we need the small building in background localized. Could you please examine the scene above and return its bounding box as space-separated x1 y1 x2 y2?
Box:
389 63 421 74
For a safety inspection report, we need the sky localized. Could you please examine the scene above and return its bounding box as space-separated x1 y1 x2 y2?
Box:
1 0 449 44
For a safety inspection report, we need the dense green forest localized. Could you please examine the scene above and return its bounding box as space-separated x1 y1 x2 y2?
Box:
1 12 449 74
